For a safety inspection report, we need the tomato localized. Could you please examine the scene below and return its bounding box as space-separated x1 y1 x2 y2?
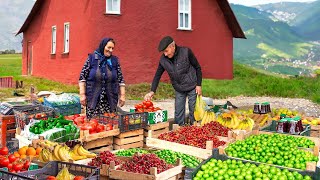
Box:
13 163 23 171
74 176 85 180
23 160 31 170
0 146 9 155
74 116 85 125
144 100 153 108
136 108 143 113
89 119 99 129
96 124 105 133
7 163 12 169
8 154 17 163
74 114 80 118
106 124 113 131
46 176 57 180
0 158 9 168
84 123 95 134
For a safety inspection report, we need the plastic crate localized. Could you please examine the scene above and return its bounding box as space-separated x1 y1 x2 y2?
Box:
43 98 81 116
13 105 55 130
188 149 320 180
261 120 311 136
0 169 34 180
0 115 15 148
116 112 148 132
17 161 100 180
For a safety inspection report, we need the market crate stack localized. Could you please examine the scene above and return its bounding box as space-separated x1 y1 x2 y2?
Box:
143 121 170 147
113 129 144 150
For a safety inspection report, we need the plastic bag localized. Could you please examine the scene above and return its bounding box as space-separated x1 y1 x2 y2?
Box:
194 95 206 121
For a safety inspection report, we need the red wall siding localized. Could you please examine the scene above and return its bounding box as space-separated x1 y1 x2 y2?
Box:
22 0 234 85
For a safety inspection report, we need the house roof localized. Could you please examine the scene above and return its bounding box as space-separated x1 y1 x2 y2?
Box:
218 0 246 39
16 0 246 39
16 0 44 36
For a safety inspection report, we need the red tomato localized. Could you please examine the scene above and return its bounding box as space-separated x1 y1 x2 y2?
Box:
74 116 85 125
96 124 105 133
23 160 31 170
106 124 113 131
13 163 23 171
74 114 80 118
89 119 99 129
7 163 12 169
84 123 95 134
0 158 9 168
145 100 153 108
0 147 9 155
46 176 57 180
74 176 85 180
8 154 17 163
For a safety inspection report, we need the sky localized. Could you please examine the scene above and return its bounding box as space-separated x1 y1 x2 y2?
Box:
228 0 315 6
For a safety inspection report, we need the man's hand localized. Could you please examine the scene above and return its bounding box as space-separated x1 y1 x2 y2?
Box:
144 91 154 101
118 94 125 107
196 86 202 95
80 94 86 106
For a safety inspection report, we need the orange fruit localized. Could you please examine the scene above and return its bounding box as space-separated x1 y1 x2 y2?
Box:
26 147 37 156
20 154 27 159
36 147 42 155
18 148 27 155
13 151 20 157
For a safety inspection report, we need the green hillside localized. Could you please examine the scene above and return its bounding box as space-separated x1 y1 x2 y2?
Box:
231 4 318 76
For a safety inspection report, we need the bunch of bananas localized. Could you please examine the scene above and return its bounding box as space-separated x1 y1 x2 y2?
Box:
248 114 269 127
38 144 96 163
217 112 255 130
217 112 239 129
200 111 216 125
34 140 58 149
236 116 255 130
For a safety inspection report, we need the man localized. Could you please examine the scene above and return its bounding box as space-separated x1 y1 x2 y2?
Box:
144 36 202 125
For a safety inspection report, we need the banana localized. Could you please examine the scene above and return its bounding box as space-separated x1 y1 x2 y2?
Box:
53 145 62 161
77 145 96 158
72 144 81 156
58 146 71 162
38 151 45 162
41 149 50 162
201 111 208 125
70 151 87 161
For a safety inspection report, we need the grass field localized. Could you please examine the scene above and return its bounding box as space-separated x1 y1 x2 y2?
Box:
1 54 320 104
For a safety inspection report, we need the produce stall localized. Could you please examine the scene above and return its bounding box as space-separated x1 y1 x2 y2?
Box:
2 95 320 180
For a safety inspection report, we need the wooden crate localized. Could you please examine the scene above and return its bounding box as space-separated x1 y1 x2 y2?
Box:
109 159 183 180
79 127 119 150
310 125 320 138
113 129 144 150
1 115 16 147
143 122 169 147
83 136 113 150
219 147 319 172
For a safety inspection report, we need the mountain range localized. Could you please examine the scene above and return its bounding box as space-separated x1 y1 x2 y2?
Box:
1 0 320 76
232 0 320 75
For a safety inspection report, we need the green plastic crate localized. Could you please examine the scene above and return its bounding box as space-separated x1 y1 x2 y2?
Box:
261 120 311 136
130 109 168 125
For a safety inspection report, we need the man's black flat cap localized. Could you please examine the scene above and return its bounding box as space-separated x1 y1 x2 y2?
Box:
158 36 173 52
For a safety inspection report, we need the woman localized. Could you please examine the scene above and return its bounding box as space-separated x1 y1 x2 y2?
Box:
79 37 125 119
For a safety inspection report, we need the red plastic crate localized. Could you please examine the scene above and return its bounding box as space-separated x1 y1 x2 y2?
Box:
0 115 16 147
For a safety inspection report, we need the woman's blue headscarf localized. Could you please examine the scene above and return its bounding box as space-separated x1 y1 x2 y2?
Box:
94 37 114 68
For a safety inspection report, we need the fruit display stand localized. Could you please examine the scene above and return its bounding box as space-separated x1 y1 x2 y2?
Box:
187 149 320 180
108 158 183 180
79 126 120 151
143 121 170 147
113 129 144 150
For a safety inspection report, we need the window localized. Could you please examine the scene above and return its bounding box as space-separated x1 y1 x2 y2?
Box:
106 0 121 14
51 26 56 54
178 0 191 30
63 22 70 53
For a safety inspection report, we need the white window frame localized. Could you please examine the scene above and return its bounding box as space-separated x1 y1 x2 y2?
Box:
63 22 70 53
51 26 56 54
178 0 192 30
106 0 121 14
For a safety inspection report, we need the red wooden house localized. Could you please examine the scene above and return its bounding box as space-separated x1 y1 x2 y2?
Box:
17 0 245 85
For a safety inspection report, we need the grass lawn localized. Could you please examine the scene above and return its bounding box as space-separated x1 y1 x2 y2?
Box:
1 54 320 104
